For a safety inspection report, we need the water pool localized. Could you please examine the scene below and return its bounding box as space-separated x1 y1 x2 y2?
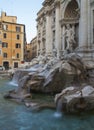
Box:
0 79 94 130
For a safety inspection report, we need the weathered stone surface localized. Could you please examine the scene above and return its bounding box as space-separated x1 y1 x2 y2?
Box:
4 56 63 101
54 52 94 114
55 85 94 113
4 53 87 97
25 102 55 112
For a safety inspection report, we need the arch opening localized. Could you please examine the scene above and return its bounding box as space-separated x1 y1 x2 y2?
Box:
64 0 79 19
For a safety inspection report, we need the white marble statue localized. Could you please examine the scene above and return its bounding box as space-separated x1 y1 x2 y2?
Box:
64 24 76 51
52 48 57 57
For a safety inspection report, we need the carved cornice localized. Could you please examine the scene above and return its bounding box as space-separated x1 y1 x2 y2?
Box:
36 7 46 21
38 0 55 16
42 0 50 6
42 0 54 6
45 6 54 15
60 18 79 26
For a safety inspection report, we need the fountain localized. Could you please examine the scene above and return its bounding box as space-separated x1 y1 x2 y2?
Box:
4 53 63 109
4 47 94 113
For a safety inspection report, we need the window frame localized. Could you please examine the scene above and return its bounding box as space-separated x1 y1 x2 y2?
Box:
16 26 21 32
16 53 20 58
0 49 2 55
3 52 7 58
15 43 21 48
3 24 8 30
2 42 8 48
17 34 20 40
3 33 7 38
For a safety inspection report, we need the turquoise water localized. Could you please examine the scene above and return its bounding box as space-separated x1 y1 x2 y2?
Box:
0 80 94 130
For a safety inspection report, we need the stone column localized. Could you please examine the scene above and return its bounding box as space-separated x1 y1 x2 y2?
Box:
88 0 91 45
37 36 39 56
79 0 88 48
40 25 43 54
45 10 52 56
55 1 60 58
62 25 65 51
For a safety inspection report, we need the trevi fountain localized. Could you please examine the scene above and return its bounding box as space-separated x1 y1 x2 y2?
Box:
1 0 94 129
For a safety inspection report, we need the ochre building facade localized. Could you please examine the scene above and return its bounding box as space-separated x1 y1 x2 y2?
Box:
0 12 26 69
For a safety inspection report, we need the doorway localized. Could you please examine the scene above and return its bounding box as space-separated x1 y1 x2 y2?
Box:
3 61 9 70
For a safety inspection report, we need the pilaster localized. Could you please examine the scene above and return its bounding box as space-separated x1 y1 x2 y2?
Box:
79 0 88 48
55 0 60 58
62 25 65 50
45 9 52 55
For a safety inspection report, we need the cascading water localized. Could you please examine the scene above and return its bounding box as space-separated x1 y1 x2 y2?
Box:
54 97 63 118
9 70 28 86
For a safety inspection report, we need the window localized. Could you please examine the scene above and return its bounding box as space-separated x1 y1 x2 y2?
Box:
0 49 2 55
17 34 20 40
27 50 30 53
0 23 1 28
16 26 21 32
3 53 7 58
16 53 20 58
52 30 55 49
53 30 55 42
3 24 8 30
3 33 7 38
14 62 18 68
38 32 40 38
15 43 21 48
2 42 8 48
0 39 2 45
38 42 40 50
43 41 45 49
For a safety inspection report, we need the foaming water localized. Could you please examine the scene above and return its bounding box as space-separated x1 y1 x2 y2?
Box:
8 81 18 87
54 112 62 118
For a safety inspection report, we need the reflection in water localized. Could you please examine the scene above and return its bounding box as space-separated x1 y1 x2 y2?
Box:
0 79 94 130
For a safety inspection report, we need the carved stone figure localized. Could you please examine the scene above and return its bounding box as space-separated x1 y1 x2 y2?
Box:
52 48 57 57
64 24 76 51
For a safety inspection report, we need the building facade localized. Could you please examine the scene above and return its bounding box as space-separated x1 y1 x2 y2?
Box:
0 12 26 69
25 36 37 61
25 43 32 62
30 36 37 59
36 0 94 60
